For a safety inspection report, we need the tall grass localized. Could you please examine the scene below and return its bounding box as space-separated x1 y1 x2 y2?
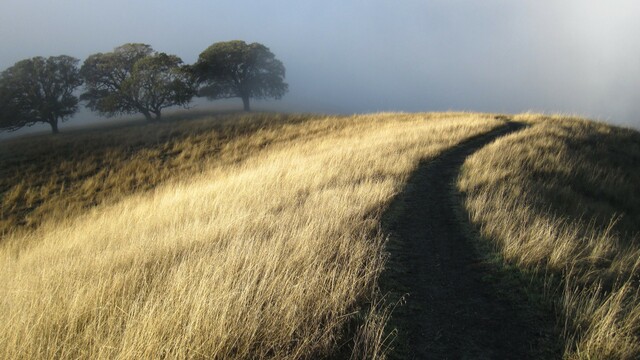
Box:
0 113 349 236
0 112 501 359
458 114 640 359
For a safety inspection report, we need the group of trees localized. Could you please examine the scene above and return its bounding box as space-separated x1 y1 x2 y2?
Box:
0 41 288 133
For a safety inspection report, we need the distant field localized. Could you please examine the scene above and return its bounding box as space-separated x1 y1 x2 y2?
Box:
0 112 502 359
459 114 640 358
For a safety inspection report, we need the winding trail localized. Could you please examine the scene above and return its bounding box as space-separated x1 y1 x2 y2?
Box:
382 122 559 359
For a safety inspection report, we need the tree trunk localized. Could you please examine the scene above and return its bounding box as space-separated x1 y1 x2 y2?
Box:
50 119 59 134
141 110 154 122
154 110 161 121
241 96 251 112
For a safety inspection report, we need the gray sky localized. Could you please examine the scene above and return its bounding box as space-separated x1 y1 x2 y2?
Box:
1 0 639 130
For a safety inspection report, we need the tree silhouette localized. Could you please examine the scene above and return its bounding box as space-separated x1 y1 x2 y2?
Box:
0 56 82 134
194 40 288 111
81 43 195 121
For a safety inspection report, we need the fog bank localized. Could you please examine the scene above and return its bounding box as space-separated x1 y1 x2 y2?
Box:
1 1 638 130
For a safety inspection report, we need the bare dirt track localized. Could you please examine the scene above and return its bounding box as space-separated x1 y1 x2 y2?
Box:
382 122 560 359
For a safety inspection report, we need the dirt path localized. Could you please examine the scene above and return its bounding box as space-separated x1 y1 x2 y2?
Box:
381 122 560 359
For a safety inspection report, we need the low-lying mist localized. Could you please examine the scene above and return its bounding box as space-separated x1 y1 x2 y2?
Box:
0 0 638 135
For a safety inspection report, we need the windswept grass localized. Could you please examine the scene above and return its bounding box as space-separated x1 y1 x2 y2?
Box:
0 113 347 237
459 114 640 359
0 112 501 359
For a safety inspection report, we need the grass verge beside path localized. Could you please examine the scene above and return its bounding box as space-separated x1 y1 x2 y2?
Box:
382 122 561 358
459 114 640 359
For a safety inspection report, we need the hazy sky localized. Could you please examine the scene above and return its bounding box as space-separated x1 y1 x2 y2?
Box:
1 0 639 129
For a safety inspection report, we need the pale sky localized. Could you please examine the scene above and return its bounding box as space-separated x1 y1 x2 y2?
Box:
1 0 639 129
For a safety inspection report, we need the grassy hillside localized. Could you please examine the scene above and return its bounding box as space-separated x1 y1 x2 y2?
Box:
0 112 502 359
0 113 342 236
459 115 640 359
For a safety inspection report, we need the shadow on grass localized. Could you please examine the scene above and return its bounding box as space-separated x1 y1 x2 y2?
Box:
379 121 562 359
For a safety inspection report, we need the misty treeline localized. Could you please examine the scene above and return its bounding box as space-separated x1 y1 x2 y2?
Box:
0 41 288 134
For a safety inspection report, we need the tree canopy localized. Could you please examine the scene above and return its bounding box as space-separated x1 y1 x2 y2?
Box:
193 40 288 111
0 40 289 133
80 43 195 121
0 55 82 134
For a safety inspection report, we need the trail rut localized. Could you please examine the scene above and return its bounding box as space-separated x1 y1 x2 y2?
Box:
382 122 559 359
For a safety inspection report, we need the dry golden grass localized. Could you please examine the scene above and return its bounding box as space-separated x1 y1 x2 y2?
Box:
0 112 350 237
0 112 501 359
458 114 640 359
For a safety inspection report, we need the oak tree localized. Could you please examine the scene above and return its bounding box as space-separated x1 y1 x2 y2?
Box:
194 41 288 111
81 43 194 121
0 56 82 134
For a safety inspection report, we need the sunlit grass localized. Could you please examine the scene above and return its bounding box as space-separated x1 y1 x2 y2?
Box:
0 112 501 359
0 113 345 236
459 114 640 359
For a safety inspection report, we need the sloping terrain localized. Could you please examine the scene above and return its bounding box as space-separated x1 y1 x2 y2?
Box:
0 113 342 236
459 115 640 359
382 122 560 359
3 112 635 359
0 112 502 359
